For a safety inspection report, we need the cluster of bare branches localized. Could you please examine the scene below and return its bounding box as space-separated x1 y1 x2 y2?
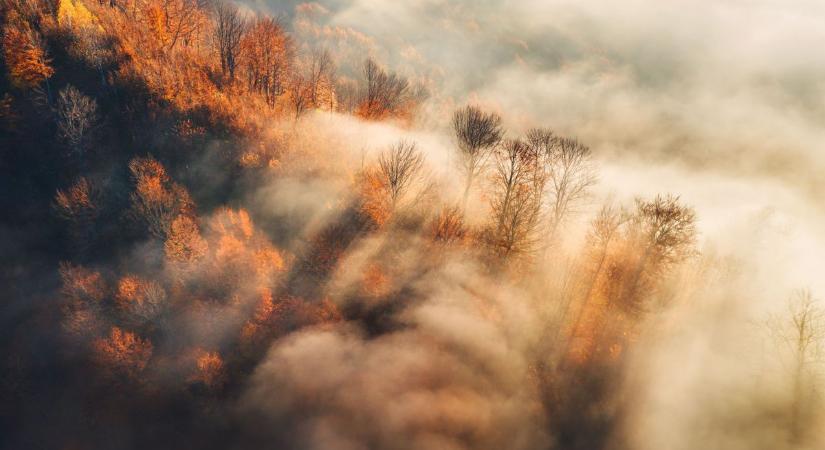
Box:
450 105 597 262
56 85 98 158
527 130 597 239
766 289 825 443
452 105 504 207
377 140 427 211
213 1 244 80
289 48 335 118
485 139 545 260
357 58 414 119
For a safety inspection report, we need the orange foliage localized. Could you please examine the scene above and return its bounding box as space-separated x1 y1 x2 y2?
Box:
187 348 225 389
57 0 98 29
241 16 293 106
128 156 194 238
59 262 106 303
165 214 208 263
93 327 153 379
2 11 54 89
114 275 166 323
210 207 254 240
54 177 100 222
358 168 391 227
239 289 276 351
144 3 167 47
253 288 275 323
241 291 342 353
429 206 467 245
362 264 390 298
195 208 288 297
60 262 107 339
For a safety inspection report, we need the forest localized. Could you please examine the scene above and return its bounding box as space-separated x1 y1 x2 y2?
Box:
0 0 823 449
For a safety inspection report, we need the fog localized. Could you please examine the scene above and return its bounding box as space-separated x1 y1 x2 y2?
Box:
3 0 823 449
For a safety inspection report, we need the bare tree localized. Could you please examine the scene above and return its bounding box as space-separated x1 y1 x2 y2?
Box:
619 194 697 313
767 289 825 443
288 70 311 119
527 129 596 240
358 58 412 120
452 105 503 207
71 26 115 86
56 85 98 158
307 47 334 109
288 48 335 118
213 1 245 80
486 139 544 261
377 140 426 211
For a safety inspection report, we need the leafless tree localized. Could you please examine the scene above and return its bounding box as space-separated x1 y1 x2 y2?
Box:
378 140 426 211
358 58 412 119
214 1 245 80
767 289 825 443
619 194 697 312
56 85 98 158
527 129 597 240
288 70 311 118
71 26 114 86
452 105 503 207
307 47 334 109
486 139 544 261
289 48 335 118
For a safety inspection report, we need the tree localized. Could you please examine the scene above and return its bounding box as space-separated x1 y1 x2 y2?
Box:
188 349 226 389
485 139 544 261
127 156 194 239
93 327 154 380
619 194 697 313
55 85 98 157
59 262 106 339
526 130 596 240
241 15 293 105
70 25 115 86
165 214 208 263
306 47 335 110
115 275 167 326
377 140 426 212
563 204 625 354
2 11 54 90
288 48 335 117
767 289 825 443
213 0 245 80
287 69 312 118
160 0 208 51
54 177 102 255
357 58 412 120
452 105 503 207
